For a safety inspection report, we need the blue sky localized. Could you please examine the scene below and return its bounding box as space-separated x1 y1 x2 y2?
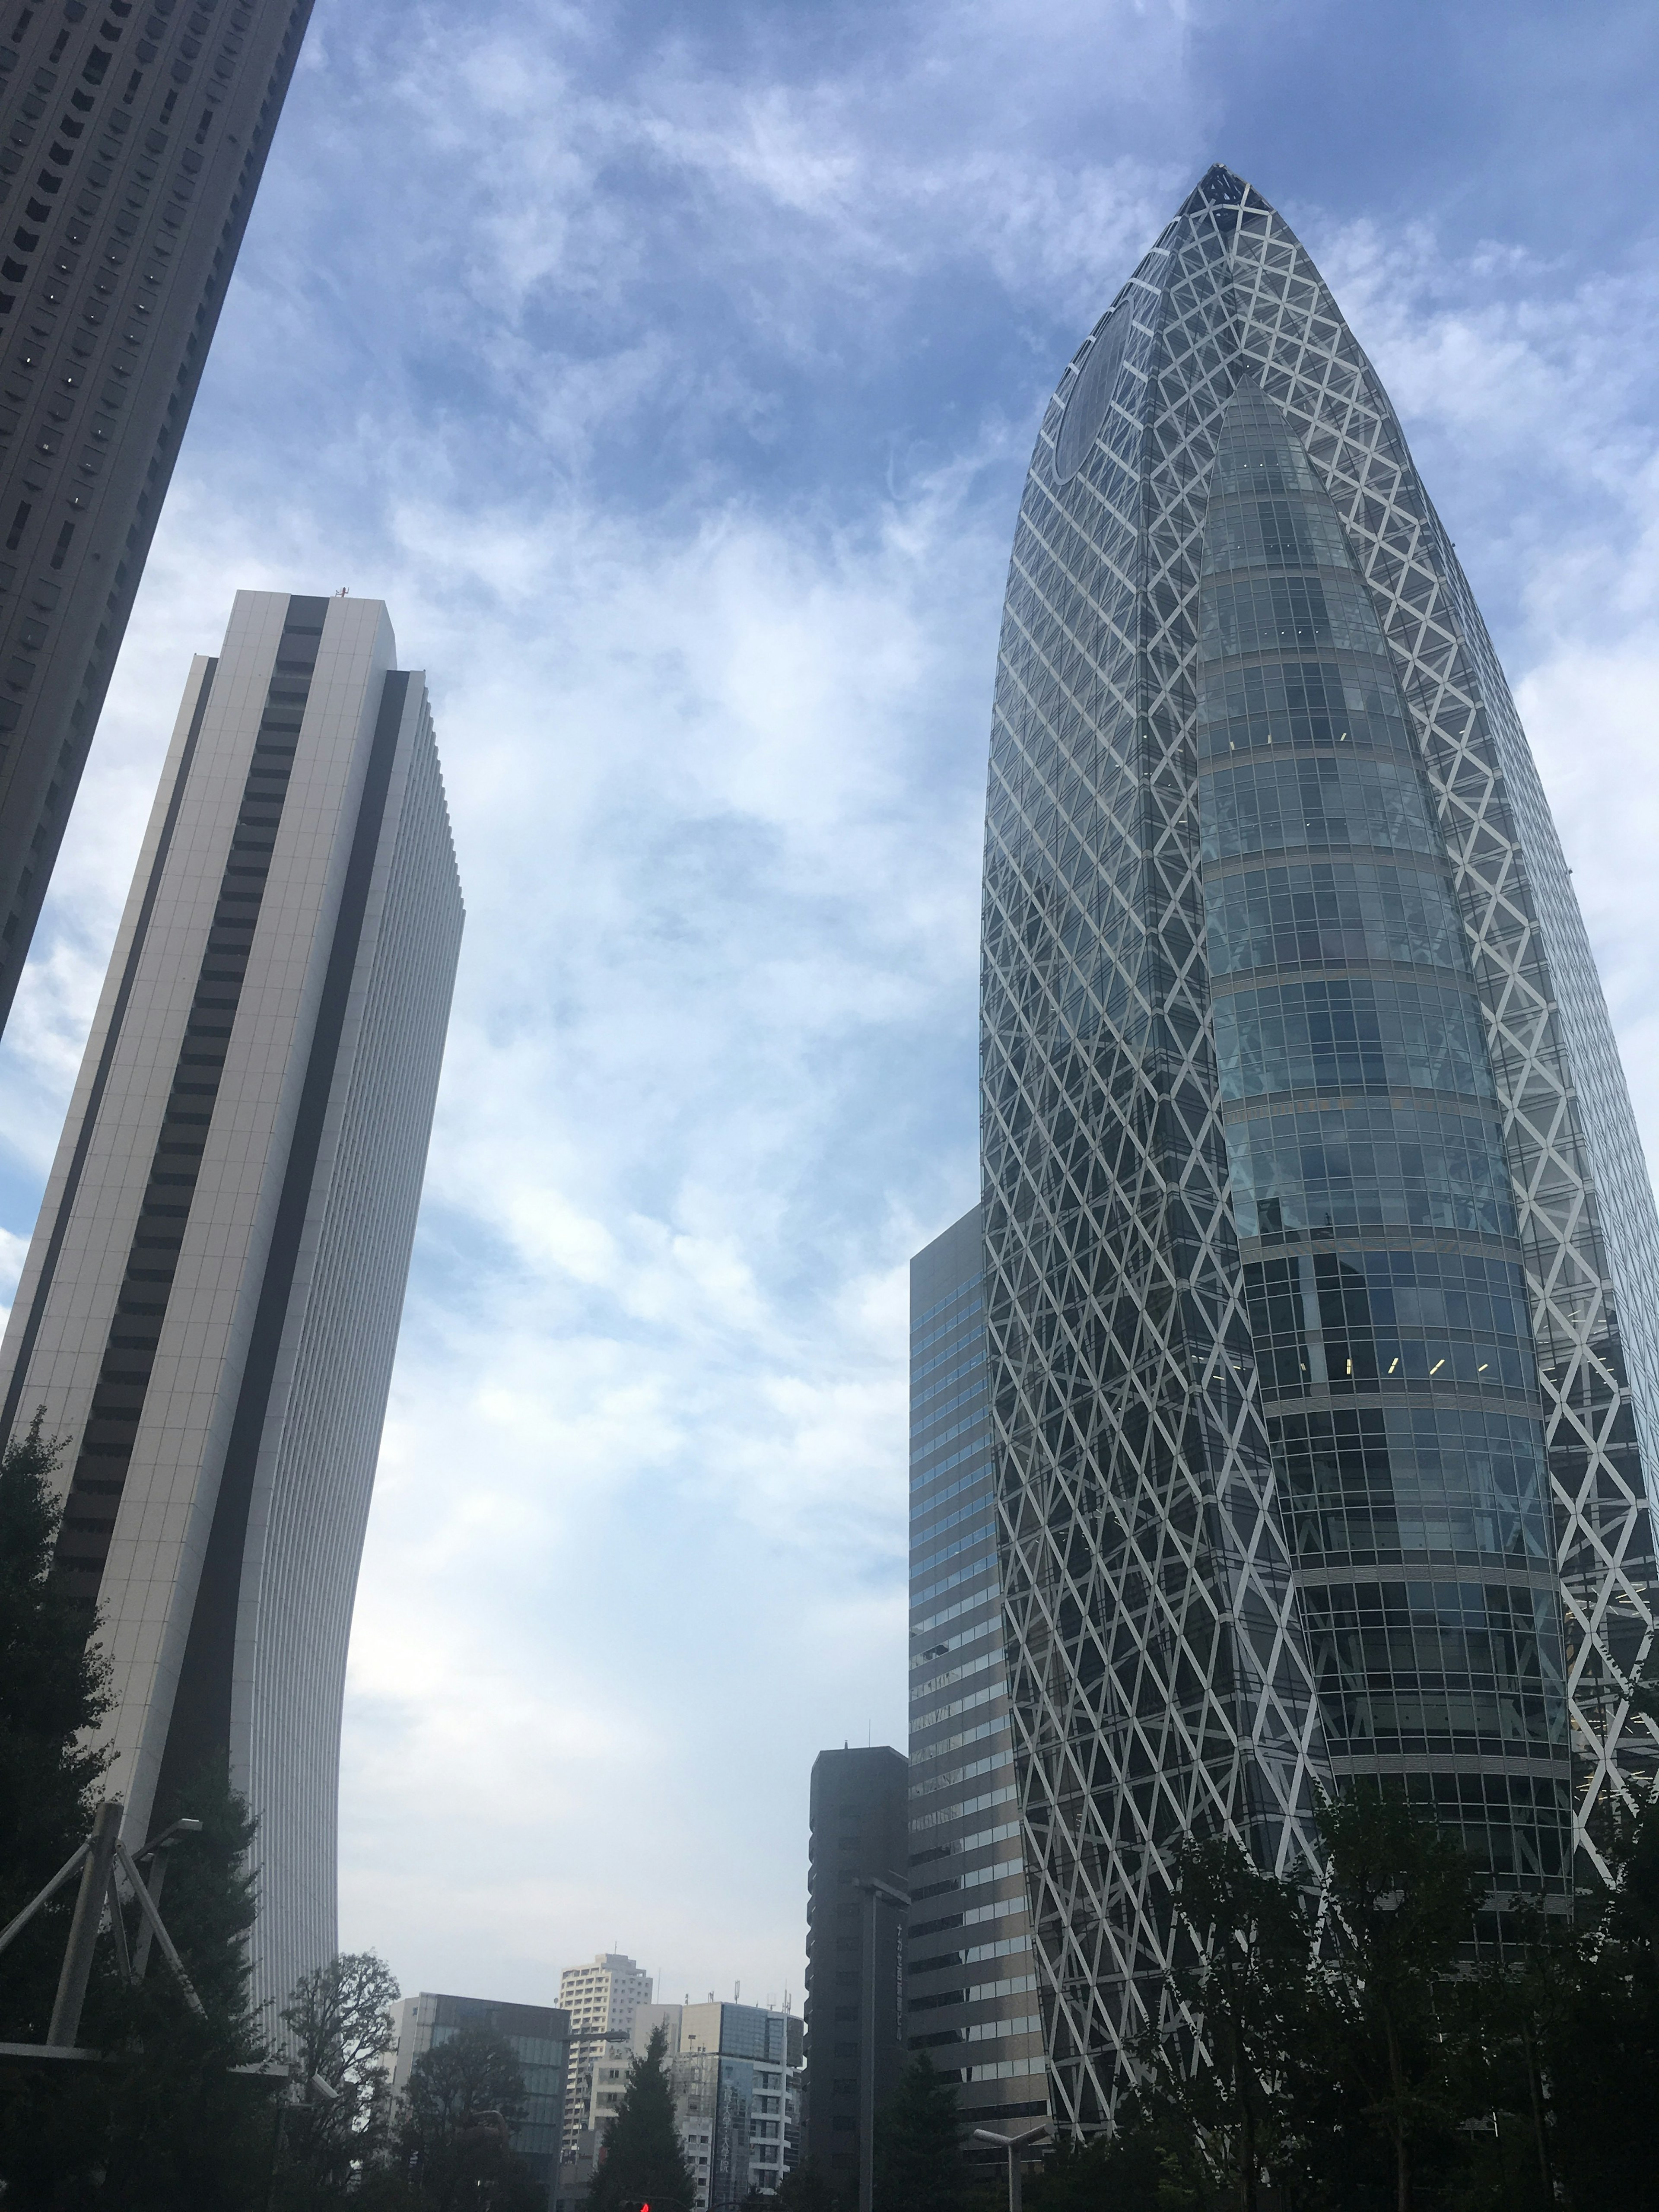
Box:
1 0 1658 2016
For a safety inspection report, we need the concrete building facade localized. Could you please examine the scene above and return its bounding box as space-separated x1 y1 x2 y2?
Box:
557 1951 653 2166
0 0 317 1029
0 589 462 2016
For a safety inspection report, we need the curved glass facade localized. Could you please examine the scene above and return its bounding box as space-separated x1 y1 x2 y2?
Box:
1200 385 1568 1899
981 164 1659 2127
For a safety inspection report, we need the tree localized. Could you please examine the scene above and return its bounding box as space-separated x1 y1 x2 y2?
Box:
587 2023 699 2212
1543 1790 1659 2211
0 1415 111 2036
274 1950 402 2203
872 2053 963 2212
768 2164 839 2212
1311 1786 1481 2212
91 1759 278 2211
1023 2113 1174 2212
1139 1834 1315 2212
398 2020 540 2212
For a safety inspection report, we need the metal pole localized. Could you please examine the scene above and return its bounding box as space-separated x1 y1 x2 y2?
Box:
974 2122 1048 2212
131 1843 172 1980
47 1800 122 2048
113 1842 206 2017
858 1886 877 2212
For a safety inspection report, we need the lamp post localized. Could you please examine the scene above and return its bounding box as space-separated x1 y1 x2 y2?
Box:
855 1876 908 2212
973 2123 1049 2212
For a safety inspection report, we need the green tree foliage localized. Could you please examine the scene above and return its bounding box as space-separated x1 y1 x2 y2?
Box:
1310 1785 1483 2212
273 1950 402 2204
872 2052 964 2212
1135 1834 1314 2211
767 2163 839 2212
1537 1798 1659 2211
587 2024 699 2212
0 1759 279 2209
0 1417 110 2039
397 2021 540 2212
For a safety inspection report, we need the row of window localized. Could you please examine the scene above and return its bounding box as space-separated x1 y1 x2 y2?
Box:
1212 976 1494 1104
1203 856 1461 978
1200 750 1440 864
1201 487 1355 577
1197 654 1411 760
1224 1095 1514 1244
1199 566 1381 661
1269 1404 1551 1565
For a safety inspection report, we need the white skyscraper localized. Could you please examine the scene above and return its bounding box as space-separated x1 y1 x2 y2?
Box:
0 589 462 2016
559 1951 654 2041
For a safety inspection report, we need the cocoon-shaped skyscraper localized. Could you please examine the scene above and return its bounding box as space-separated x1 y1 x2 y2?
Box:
0 590 462 2018
979 165 1659 2122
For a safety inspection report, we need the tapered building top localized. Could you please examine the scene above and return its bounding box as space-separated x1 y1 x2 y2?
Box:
981 165 1659 2123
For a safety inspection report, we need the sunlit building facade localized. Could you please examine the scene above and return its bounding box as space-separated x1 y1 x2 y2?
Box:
0 590 462 2020
980 163 1659 2124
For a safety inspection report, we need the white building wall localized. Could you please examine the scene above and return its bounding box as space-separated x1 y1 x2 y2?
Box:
0 590 462 2015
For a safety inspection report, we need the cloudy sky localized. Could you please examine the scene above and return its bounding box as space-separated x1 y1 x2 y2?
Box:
2 0 1658 2016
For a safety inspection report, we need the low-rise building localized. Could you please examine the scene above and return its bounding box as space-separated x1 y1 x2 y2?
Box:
389 1992 571 2203
631 2000 801 2210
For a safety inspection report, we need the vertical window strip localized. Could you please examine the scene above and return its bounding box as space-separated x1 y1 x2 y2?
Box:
53 603 323 1595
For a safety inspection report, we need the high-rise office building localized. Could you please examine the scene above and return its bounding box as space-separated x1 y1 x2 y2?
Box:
981 163 1659 2125
906 1207 1046 2132
802 1746 908 2192
0 0 315 1028
390 1992 572 2200
0 588 462 2016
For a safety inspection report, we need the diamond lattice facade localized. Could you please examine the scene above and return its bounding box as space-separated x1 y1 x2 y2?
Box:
980 163 1659 2127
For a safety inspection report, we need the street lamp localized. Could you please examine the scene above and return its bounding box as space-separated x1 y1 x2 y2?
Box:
973 2123 1049 2212
855 1876 908 2212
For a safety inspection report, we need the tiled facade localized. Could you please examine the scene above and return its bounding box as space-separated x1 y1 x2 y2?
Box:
0 588 462 2019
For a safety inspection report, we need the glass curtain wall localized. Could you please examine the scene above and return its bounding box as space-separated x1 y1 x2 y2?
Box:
980 162 1659 2127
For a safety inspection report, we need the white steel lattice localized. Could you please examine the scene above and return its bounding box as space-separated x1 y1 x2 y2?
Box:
980 164 1659 2126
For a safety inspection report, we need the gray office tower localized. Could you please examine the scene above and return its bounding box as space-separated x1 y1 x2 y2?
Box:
0 589 462 2016
803 1747 908 2193
981 163 1659 2125
0 0 314 1030
907 1208 1046 2131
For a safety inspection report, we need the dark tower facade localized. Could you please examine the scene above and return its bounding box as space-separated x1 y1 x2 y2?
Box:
0 0 314 1028
803 1747 908 2195
981 164 1659 2124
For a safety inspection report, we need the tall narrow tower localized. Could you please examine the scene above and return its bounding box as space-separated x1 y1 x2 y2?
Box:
907 1206 1046 2130
0 588 462 2015
0 0 315 1030
982 164 1659 2123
